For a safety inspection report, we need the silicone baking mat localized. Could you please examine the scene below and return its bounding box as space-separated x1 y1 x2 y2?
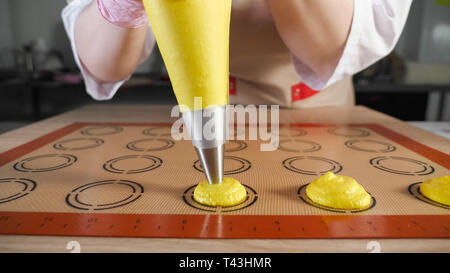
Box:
0 122 449 239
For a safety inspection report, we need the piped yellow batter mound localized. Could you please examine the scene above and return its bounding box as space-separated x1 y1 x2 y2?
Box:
420 175 450 206
306 172 371 210
194 177 247 207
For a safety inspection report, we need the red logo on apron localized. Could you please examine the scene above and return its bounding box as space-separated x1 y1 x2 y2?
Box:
292 83 320 102
229 76 236 96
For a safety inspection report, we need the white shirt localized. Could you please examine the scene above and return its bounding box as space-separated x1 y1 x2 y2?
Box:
62 0 412 105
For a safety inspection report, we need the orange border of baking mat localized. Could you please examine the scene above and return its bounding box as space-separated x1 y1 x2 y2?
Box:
0 122 449 239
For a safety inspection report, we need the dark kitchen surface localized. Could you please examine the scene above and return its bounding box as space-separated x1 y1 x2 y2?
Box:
0 69 447 134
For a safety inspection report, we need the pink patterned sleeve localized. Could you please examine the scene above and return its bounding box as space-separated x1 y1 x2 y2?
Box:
96 0 148 29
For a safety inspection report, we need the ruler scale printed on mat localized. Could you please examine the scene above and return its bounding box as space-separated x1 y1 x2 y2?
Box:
0 123 449 239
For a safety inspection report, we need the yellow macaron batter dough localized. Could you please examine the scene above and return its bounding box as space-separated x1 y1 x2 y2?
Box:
420 175 450 206
306 172 372 210
194 177 247 207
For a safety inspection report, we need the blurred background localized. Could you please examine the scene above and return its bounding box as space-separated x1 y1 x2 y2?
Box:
0 0 449 136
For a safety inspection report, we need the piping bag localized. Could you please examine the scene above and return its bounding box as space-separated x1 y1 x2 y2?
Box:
143 0 232 184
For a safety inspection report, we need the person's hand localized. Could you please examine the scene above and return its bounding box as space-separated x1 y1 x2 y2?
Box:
96 0 148 29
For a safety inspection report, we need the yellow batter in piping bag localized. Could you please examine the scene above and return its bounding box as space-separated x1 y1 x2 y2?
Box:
306 172 372 210
143 0 231 110
143 0 232 185
420 175 450 206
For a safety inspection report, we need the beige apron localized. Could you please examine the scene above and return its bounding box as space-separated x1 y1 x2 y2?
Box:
228 1 354 108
